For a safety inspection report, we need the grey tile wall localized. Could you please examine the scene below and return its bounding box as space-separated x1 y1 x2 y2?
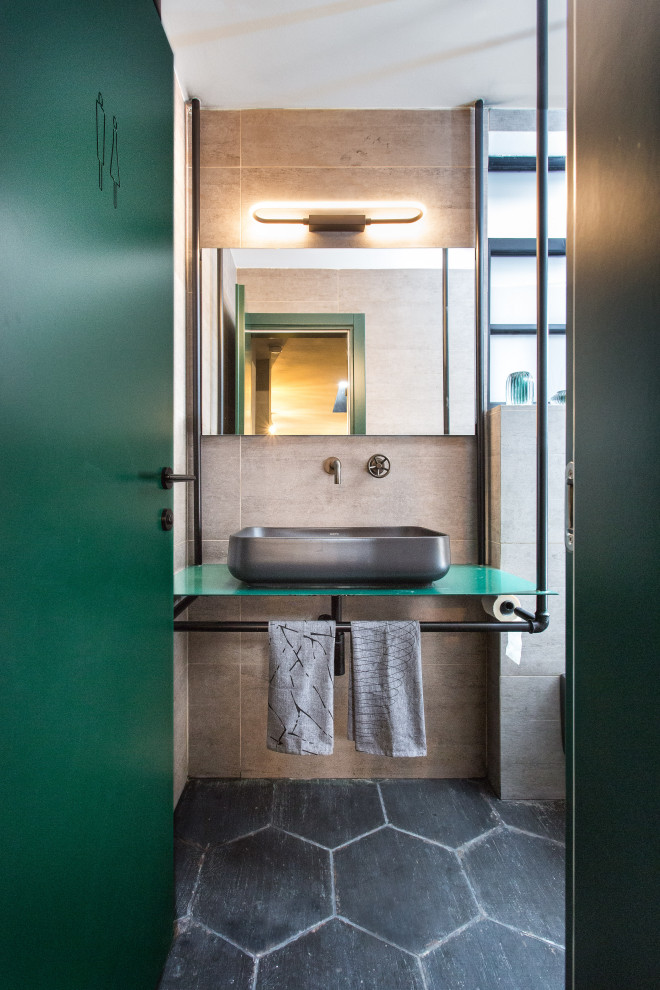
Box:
487 406 566 799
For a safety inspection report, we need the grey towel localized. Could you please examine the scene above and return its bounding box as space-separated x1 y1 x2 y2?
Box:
348 621 426 757
268 621 335 755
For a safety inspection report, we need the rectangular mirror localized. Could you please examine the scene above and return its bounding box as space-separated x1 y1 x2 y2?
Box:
201 248 476 436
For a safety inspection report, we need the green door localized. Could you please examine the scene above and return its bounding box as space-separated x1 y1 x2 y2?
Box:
0 2 174 987
567 0 660 985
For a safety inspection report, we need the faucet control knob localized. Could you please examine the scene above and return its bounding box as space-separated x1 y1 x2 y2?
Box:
367 454 390 478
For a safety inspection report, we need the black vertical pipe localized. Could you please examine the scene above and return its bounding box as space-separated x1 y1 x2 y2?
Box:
442 248 450 434
191 99 203 565
474 99 488 564
331 596 345 676
536 1 549 617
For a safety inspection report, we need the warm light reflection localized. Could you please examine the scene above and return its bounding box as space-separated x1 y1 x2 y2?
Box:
267 423 278 435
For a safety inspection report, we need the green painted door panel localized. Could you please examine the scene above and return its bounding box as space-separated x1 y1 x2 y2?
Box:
0 2 174 988
568 1 660 985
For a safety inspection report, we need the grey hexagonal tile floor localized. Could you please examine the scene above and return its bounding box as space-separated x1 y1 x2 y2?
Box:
158 779 565 990
335 826 478 952
272 779 384 848
193 827 332 954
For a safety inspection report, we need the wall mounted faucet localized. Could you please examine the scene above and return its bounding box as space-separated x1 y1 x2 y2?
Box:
323 457 341 485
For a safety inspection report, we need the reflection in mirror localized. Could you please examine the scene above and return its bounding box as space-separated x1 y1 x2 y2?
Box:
201 248 476 436
246 332 349 436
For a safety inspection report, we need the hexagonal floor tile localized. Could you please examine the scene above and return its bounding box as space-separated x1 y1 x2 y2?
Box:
192 827 332 954
380 779 499 848
334 826 477 953
157 923 254 990
174 778 273 847
256 918 425 990
423 919 564 990
495 800 566 843
272 779 384 848
462 828 565 945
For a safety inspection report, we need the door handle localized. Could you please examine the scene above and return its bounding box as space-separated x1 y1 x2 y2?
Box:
161 467 197 490
565 461 574 551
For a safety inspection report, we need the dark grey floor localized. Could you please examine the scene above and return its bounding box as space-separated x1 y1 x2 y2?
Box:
159 779 565 990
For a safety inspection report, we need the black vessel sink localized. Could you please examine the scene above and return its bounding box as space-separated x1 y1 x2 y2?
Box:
227 526 451 587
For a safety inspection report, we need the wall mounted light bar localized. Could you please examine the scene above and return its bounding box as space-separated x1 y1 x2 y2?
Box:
252 201 424 232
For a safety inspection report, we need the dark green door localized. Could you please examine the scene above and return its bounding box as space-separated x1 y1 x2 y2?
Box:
567 0 660 985
0 2 174 987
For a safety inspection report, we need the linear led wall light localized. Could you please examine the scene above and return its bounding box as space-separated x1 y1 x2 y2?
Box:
252 202 424 232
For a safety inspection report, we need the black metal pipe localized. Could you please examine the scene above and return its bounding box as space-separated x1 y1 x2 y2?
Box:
190 98 203 565
536 0 549 621
474 98 488 564
331 596 345 676
174 619 548 635
173 595 197 618
442 247 450 434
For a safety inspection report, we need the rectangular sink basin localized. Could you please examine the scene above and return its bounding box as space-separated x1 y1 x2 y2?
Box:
227 526 451 588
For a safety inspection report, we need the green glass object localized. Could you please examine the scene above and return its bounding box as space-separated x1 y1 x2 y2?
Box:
506 370 535 404
550 389 566 405
174 563 555 598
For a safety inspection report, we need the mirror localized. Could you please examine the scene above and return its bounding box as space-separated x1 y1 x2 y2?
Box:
201 248 476 436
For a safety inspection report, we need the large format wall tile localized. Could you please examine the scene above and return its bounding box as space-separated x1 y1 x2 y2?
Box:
239 268 339 312
200 435 241 540
200 110 240 168
200 168 241 246
238 434 476 539
240 109 473 169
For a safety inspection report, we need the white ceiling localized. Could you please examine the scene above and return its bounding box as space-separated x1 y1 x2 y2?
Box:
161 0 567 110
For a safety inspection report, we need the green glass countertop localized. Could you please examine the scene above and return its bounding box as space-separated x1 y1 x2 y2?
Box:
174 564 554 598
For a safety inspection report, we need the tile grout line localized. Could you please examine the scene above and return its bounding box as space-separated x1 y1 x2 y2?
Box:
329 849 337 916
452 849 485 919
253 916 335 959
485 915 566 951
331 822 388 852
183 843 208 918
375 781 389 823
337 915 423 960
417 913 484 956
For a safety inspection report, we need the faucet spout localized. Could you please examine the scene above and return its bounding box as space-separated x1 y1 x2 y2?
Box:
323 457 341 485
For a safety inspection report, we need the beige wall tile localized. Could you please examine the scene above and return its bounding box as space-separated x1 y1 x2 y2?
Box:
240 109 474 169
200 110 240 168
238 268 339 311
188 662 241 776
201 435 241 540
239 658 485 780
337 268 445 434
238 434 476 541
200 168 241 246
173 631 188 805
202 540 229 564
239 167 474 249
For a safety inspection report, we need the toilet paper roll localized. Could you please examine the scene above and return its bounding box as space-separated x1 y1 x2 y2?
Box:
481 595 522 622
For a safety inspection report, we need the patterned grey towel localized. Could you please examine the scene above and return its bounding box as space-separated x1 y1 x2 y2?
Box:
348 621 426 757
268 621 335 755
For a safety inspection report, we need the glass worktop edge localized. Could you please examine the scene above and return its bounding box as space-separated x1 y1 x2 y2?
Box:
173 564 555 597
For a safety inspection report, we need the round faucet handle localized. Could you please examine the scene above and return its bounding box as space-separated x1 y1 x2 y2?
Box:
367 454 390 478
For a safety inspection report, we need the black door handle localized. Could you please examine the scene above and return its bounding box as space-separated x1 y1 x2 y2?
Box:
161 467 197 490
